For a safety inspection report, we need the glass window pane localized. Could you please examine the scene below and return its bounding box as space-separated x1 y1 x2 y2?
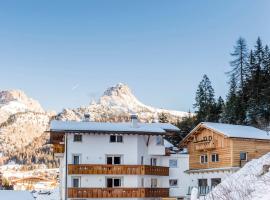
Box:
107 178 113 187
116 136 123 142
114 156 121 165
110 135 116 142
169 159 177 168
107 157 113 164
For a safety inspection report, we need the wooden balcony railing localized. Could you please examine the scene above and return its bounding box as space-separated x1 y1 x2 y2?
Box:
52 144 65 154
194 140 217 151
68 164 169 176
68 188 169 198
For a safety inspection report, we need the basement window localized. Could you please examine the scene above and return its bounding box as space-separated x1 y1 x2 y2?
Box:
200 155 208 164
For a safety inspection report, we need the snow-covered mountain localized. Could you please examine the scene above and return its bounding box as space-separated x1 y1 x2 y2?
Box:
57 83 190 123
0 90 54 165
0 90 45 124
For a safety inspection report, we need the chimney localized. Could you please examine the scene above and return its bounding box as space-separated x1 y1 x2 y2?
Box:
130 114 139 128
83 113 91 122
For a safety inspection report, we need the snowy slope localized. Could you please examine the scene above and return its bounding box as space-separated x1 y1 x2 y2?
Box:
203 152 270 200
58 83 191 123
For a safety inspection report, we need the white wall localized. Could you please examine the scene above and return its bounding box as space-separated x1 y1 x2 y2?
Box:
161 153 190 198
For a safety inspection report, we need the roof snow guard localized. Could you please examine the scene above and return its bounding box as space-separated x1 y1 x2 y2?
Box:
50 120 180 135
179 122 270 147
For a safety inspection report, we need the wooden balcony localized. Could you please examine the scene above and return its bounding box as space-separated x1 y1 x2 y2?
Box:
50 132 64 144
52 144 65 154
68 188 169 198
194 140 217 151
68 164 169 176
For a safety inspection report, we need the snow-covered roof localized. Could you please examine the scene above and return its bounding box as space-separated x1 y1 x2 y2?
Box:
50 120 179 134
0 191 34 200
201 122 270 140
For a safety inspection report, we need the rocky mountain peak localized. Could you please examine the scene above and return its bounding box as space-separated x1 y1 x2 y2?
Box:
0 89 44 113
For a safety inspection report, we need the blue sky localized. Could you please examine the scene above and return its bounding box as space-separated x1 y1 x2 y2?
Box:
0 0 269 112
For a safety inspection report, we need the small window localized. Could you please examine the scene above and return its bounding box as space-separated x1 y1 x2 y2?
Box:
169 159 178 168
156 136 164 145
106 155 122 165
73 155 80 165
151 158 157 166
110 135 123 143
169 179 178 187
211 154 219 162
141 156 144 165
106 177 122 188
72 177 80 188
74 135 82 142
141 178 144 187
151 178 157 188
200 155 208 164
240 152 247 161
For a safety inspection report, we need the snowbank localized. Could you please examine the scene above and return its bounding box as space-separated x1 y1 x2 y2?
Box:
204 152 270 200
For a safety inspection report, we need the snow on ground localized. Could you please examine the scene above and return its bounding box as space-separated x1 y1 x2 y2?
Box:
203 152 270 200
33 189 59 200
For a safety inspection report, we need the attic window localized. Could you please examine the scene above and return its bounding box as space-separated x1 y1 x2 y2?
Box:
110 135 123 143
74 135 82 142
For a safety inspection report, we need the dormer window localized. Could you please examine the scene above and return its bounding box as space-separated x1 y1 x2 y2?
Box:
110 135 123 143
74 134 82 142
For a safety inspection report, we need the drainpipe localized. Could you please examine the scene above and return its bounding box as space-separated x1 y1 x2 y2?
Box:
65 133 68 200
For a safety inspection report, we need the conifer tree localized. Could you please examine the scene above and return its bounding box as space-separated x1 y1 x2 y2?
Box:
194 75 216 122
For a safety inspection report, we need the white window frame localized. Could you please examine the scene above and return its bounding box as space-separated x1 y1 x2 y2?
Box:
106 177 123 188
106 155 123 165
150 158 157 166
151 178 158 188
240 152 247 161
169 179 178 187
109 135 123 143
169 159 178 168
73 134 82 142
200 154 208 164
71 176 81 188
211 154 219 162
72 154 81 165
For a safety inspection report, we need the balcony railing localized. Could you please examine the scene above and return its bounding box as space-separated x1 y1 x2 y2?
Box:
187 186 214 196
52 144 64 154
68 188 169 198
68 164 169 176
194 140 217 151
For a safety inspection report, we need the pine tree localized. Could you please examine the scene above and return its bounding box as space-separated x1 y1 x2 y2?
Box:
228 37 248 91
194 75 216 122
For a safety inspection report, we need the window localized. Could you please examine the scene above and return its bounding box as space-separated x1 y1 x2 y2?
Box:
72 177 80 188
240 152 247 161
106 155 122 165
151 178 158 188
150 158 157 166
169 179 178 187
200 155 208 164
141 156 144 165
211 154 219 162
169 159 178 168
211 178 221 187
74 135 82 142
72 155 81 165
156 136 164 145
198 179 207 187
106 177 122 188
110 135 123 143
141 178 144 187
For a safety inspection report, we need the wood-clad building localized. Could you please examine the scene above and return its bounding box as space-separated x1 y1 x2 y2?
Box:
179 122 270 196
